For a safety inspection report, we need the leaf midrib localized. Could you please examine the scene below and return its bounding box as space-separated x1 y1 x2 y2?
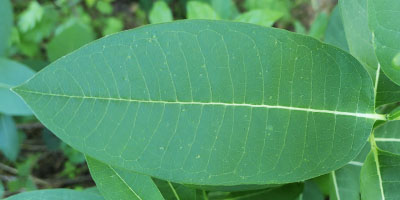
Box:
14 88 385 120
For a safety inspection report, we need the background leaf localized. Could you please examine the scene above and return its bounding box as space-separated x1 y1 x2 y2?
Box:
210 0 239 20
340 0 378 79
47 20 95 62
153 179 203 200
324 6 349 51
360 148 400 200
87 156 165 200
187 1 219 19
5 189 104 200
235 9 283 27
0 115 19 161
14 20 377 186
368 0 400 86
0 0 13 56
0 58 35 116
149 1 174 24
374 121 400 154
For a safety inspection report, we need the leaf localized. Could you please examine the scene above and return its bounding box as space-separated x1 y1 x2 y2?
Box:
208 183 303 200
153 179 203 200
300 180 325 200
235 9 283 27
368 0 400 86
149 1 173 24
86 156 165 200
321 143 369 200
360 148 400 200
0 0 13 56
13 20 380 186
17 1 44 33
374 121 400 154
102 17 124 36
244 0 291 20
0 58 35 116
0 181 4 198
376 72 400 107
0 115 19 161
324 6 349 52
210 0 239 20
187 1 219 20
47 20 95 62
4 189 104 200
339 0 378 80
308 12 329 40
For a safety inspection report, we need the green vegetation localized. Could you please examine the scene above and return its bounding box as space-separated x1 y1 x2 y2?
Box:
1 0 400 199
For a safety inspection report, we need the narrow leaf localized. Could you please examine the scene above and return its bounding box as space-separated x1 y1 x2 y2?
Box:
5 189 104 200
0 115 19 161
368 0 400 86
0 59 35 116
86 156 165 200
13 20 378 186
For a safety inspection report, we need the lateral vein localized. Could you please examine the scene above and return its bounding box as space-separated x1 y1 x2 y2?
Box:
13 89 386 120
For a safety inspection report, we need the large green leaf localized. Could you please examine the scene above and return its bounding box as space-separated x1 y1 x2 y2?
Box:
13 20 381 186
360 148 400 200
0 115 19 161
0 0 13 56
47 20 95 62
368 0 400 86
0 58 35 116
86 156 165 200
339 0 378 79
325 6 349 52
5 189 104 200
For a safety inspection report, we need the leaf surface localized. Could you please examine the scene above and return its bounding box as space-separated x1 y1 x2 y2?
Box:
149 1 173 24
340 0 378 79
0 0 13 56
360 148 400 200
374 121 400 154
153 179 203 200
0 115 19 161
5 189 104 200
14 20 379 186
187 2 219 20
0 58 35 115
47 20 95 62
324 6 349 51
368 0 400 86
86 156 165 200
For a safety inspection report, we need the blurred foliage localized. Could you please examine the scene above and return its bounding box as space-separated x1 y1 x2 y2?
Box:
0 0 340 198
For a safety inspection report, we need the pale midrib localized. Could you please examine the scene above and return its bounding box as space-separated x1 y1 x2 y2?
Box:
375 138 400 142
14 89 386 120
331 171 341 200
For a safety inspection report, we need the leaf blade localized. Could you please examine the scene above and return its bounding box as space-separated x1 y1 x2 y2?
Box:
14 20 377 186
